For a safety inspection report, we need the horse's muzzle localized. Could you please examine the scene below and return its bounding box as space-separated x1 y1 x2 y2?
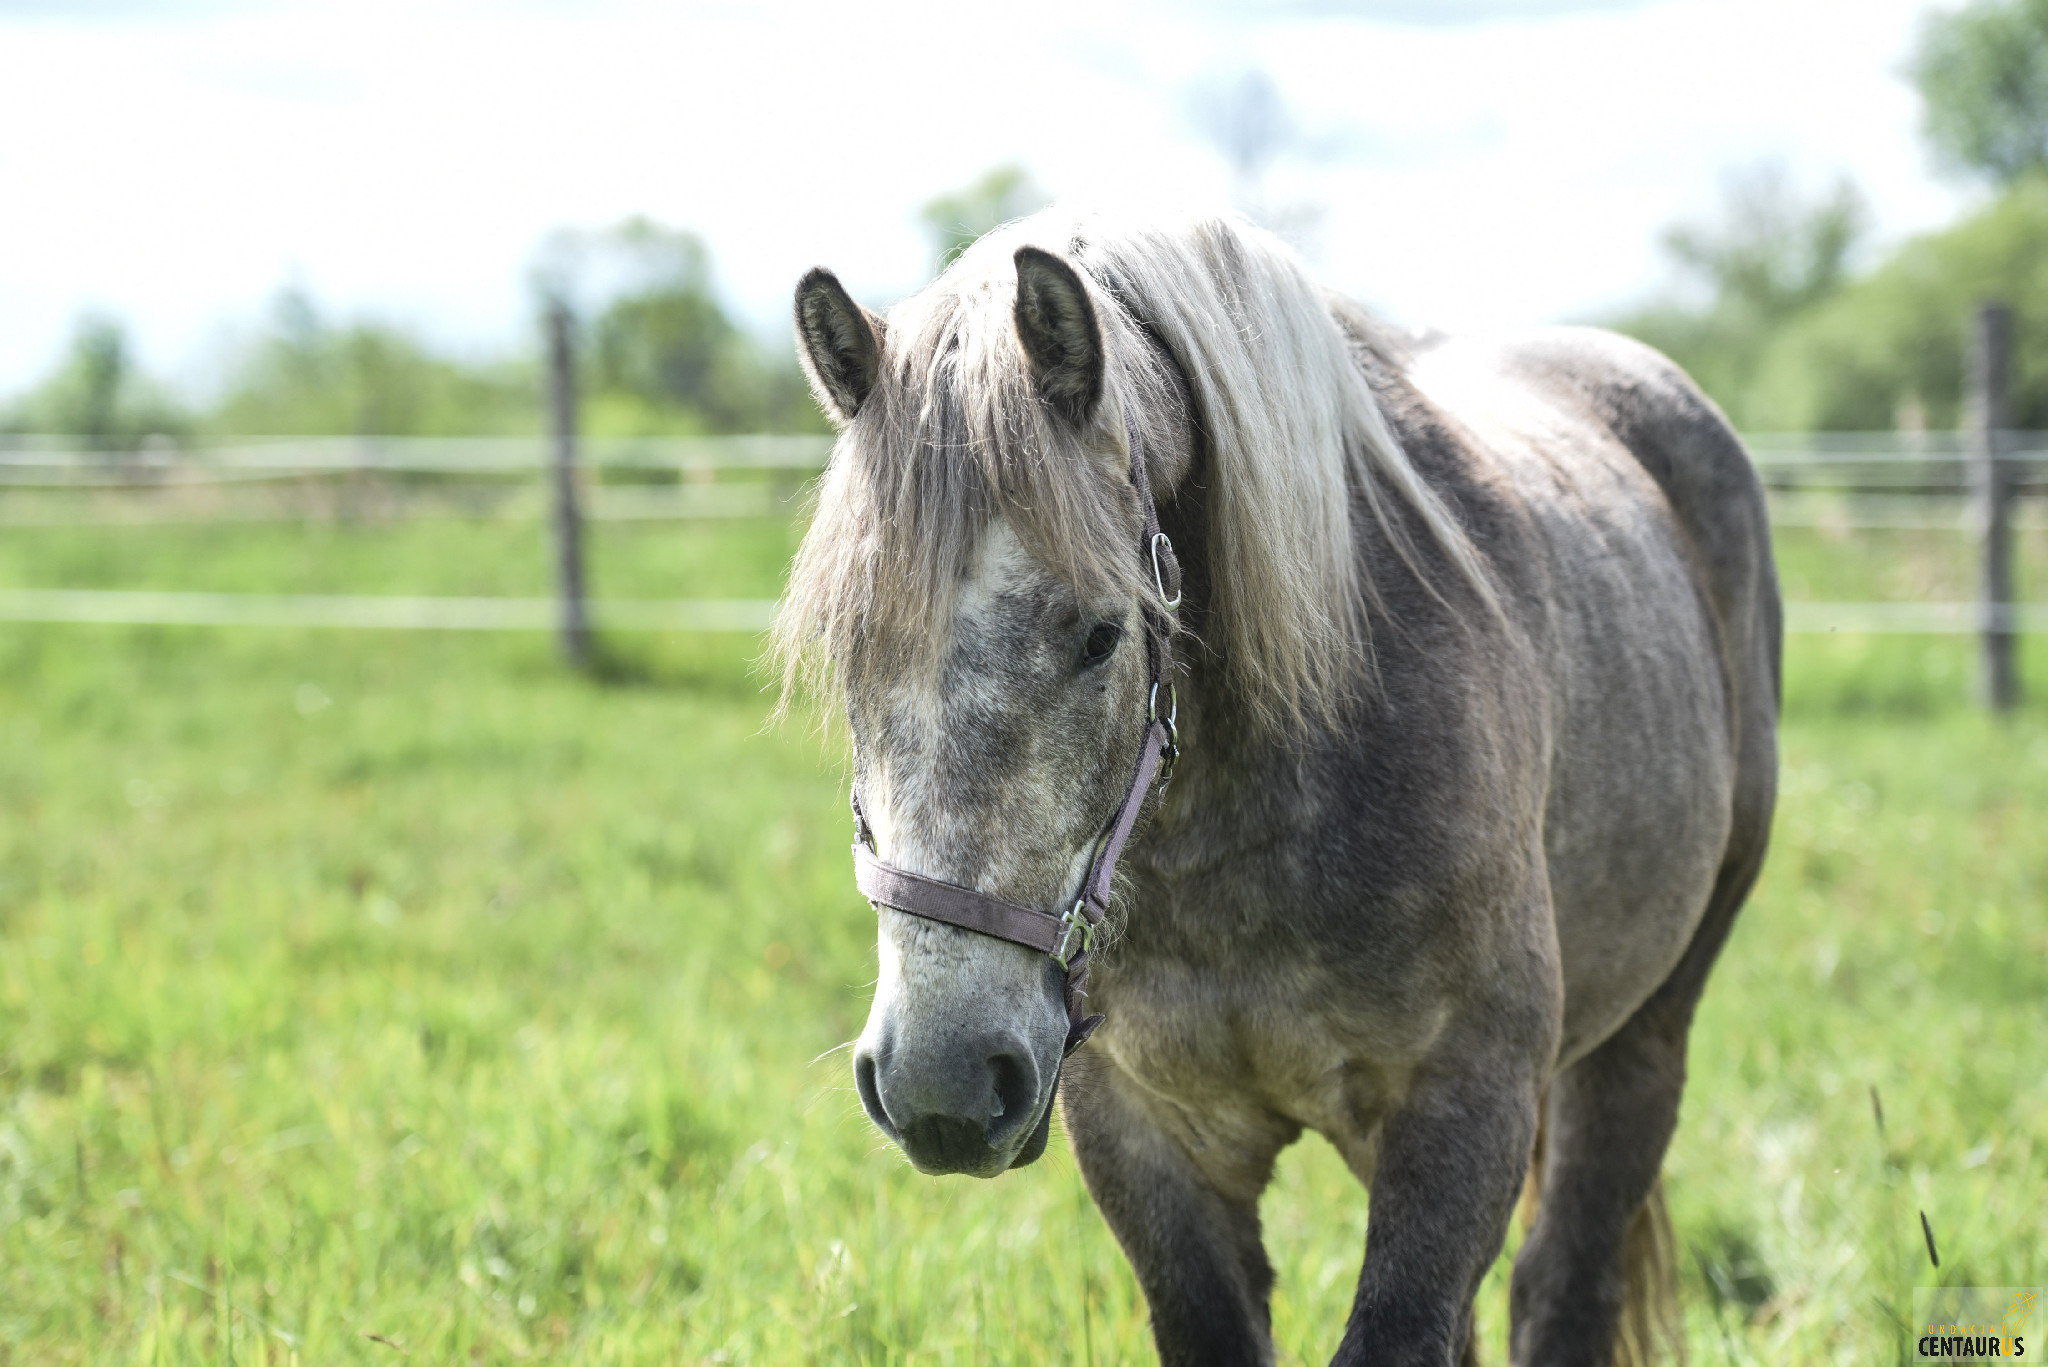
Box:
853 1029 1055 1177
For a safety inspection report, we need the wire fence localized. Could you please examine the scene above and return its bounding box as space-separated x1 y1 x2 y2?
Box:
0 433 835 476
0 431 2040 636
0 588 2037 636
0 588 778 632
0 435 831 524
0 431 2033 513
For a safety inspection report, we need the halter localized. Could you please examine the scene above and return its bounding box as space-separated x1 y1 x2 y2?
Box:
849 409 1182 1057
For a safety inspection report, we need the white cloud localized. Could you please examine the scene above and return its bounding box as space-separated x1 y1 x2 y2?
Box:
0 0 1961 396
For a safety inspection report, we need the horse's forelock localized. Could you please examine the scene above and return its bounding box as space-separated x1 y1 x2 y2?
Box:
773 242 1155 715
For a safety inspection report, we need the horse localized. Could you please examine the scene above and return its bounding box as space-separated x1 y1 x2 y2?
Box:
774 209 1779 1367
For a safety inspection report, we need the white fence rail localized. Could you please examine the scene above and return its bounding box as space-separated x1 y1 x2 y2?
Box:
0 589 2037 636
0 432 2041 495
0 432 2040 647
0 589 777 632
0 434 835 484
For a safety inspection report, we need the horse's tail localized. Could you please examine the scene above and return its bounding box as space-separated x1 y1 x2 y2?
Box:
1516 1118 1685 1367
1612 1175 1684 1367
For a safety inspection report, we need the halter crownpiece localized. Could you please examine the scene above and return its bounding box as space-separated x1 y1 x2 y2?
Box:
849 408 1181 1057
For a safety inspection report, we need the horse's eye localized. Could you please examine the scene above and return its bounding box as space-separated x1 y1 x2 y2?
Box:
1079 621 1123 669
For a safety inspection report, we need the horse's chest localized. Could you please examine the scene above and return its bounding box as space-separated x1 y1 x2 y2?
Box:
1097 773 1526 1143
1091 935 1440 1145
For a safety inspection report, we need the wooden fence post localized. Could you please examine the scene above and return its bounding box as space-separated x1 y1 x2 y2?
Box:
1971 301 2018 711
545 300 591 669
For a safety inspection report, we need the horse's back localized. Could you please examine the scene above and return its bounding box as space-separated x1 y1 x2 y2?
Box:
1401 326 1780 1064
1484 326 1781 719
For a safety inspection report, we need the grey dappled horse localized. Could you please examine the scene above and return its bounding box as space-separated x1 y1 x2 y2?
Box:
776 210 1779 1367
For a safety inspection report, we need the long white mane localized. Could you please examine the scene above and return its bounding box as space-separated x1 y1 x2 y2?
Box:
775 208 1486 730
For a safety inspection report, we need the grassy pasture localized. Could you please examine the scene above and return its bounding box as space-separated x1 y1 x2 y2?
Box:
0 513 2044 1364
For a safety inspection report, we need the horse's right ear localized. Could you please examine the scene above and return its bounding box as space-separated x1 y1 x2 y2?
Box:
794 268 885 423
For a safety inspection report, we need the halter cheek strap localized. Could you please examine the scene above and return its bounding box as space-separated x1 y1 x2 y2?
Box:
849 409 1181 1057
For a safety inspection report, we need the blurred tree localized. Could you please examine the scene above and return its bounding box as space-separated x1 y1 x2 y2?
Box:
1661 166 1865 322
69 314 127 448
593 237 731 407
1745 177 2048 429
0 312 187 449
920 165 1051 273
1911 0 2048 184
1604 5 2048 434
1193 70 1296 204
5 227 832 443
211 287 538 436
546 218 826 435
1608 164 1866 427
1188 68 1326 252
585 221 742 429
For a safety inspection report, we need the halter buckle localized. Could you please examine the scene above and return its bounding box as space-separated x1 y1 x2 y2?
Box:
1150 533 1182 610
1053 902 1096 969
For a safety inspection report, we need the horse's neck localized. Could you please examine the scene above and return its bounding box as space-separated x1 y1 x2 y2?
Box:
1144 473 1310 856
1139 333 1470 852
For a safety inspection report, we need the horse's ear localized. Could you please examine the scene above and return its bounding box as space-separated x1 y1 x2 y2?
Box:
1013 246 1103 426
794 267 885 423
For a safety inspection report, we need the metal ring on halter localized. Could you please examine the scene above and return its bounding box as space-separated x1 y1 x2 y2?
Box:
1150 681 1181 790
1150 533 1182 609
1053 902 1096 968
1149 680 1176 728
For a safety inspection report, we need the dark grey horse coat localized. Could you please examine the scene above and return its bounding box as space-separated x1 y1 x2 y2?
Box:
782 211 1778 1367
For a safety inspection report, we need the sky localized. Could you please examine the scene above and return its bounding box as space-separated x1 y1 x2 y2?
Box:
0 0 1972 398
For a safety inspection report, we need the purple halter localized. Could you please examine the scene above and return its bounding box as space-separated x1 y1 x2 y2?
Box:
848 411 1182 1056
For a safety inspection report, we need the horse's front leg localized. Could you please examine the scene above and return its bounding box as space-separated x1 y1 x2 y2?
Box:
1334 1017 1550 1367
1061 1046 1297 1367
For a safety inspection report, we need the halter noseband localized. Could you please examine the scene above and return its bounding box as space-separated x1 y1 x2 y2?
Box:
849 409 1182 1057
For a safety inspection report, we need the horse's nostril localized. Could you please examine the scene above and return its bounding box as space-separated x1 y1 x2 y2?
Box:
986 1049 1040 1145
853 1050 900 1142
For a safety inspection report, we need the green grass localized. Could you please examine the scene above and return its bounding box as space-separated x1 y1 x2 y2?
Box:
0 517 802 601
1771 519 2048 605
1 515 2043 1364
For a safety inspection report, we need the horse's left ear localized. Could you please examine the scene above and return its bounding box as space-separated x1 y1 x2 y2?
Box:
1013 246 1103 426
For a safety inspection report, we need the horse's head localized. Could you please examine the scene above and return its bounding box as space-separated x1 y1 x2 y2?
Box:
781 236 1191 1177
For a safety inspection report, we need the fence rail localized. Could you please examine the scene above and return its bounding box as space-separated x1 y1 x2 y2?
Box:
0 434 835 481
0 428 2037 457
0 589 778 632
0 589 2034 637
0 432 2043 493
11 299 2029 706
0 432 2040 656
